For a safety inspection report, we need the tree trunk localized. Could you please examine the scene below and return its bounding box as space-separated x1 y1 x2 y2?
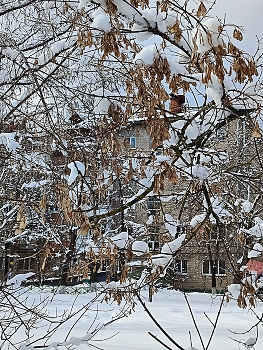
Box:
207 242 217 294
60 229 77 287
4 242 10 284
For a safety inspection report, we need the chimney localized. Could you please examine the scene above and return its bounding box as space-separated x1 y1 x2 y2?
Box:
170 94 185 114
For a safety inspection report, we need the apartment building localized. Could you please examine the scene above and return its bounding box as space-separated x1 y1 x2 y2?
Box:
1 95 262 292
119 95 263 292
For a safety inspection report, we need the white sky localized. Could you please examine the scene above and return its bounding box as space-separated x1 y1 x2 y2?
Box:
210 0 263 54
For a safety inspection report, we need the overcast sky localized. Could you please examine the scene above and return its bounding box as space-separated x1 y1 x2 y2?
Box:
210 0 263 54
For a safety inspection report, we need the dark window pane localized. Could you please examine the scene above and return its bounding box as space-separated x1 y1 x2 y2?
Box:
0 257 4 270
181 260 187 274
174 260 181 273
203 260 210 274
219 260 225 275
175 260 187 274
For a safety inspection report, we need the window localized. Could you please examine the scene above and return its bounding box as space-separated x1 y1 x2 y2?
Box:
148 240 159 251
202 230 221 241
236 120 247 146
147 196 160 217
216 126 226 141
202 260 225 275
147 229 160 251
126 136 136 149
174 259 187 274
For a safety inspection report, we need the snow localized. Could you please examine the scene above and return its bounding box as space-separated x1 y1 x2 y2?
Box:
152 234 186 268
132 23 153 41
164 213 179 237
92 10 111 33
67 161 86 185
111 230 128 249
51 40 67 55
192 18 223 55
92 88 114 115
190 213 206 227
21 180 48 189
78 0 91 9
206 74 224 107
227 283 241 299
146 215 154 225
167 55 189 75
161 234 186 255
191 165 209 179
242 200 254 213
132 241 149 256
248 243 263 258
4 47 19 60
84 239 100 254
248 221 263 238
6 288 263 350
0 133 20 152
6 272 35 287
133 44 159 66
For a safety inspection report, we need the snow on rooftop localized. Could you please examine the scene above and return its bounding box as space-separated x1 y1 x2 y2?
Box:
6 272 35 287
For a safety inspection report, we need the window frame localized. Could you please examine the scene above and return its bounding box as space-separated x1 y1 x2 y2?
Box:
147 196 161 217
174 259 188 275
126 136 136 149
148 240 159 251
202 230 221 241
202 259 226 276
216 126 227 141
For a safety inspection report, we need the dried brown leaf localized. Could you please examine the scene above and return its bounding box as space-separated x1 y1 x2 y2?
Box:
233 28 243 41
197 2 207 18
252 121 262 138
39 194 47 211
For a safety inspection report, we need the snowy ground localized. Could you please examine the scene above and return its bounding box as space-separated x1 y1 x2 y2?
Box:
2 287 263 350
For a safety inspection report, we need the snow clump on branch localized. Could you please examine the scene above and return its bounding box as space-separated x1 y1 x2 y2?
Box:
91 8 111 33
151 234 186 271
0 133 20 152
67 161 85 185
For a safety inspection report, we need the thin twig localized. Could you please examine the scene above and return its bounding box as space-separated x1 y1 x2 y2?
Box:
189 331 193 347
204 313 214 327
183 292 205 350
148 332 173 350
206 295 225 350
136 292 184 350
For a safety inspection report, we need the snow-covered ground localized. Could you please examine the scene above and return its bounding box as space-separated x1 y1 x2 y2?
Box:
3 287 263 350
